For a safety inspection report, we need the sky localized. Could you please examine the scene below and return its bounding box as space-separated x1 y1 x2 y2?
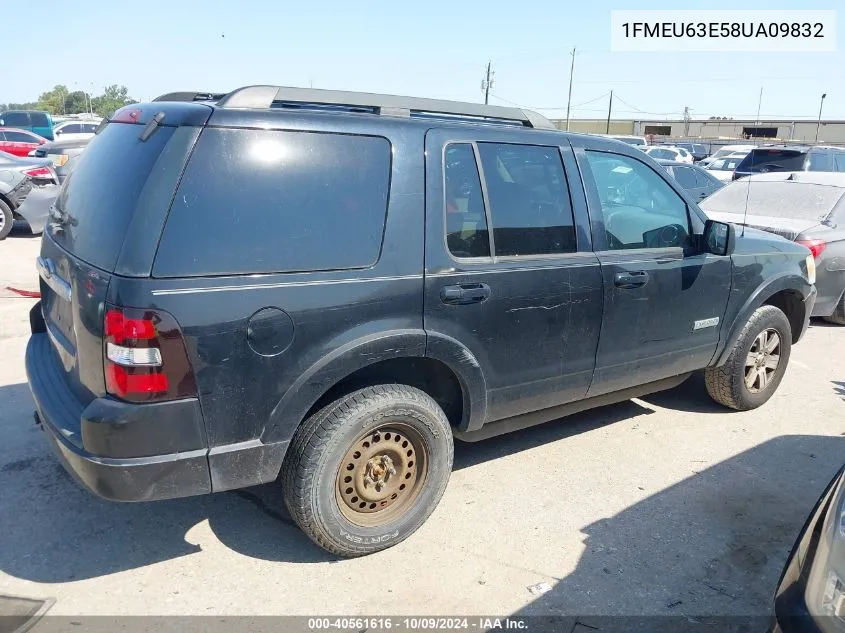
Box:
1 0 843 121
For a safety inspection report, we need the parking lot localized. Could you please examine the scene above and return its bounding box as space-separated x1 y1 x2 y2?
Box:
0 234 842 623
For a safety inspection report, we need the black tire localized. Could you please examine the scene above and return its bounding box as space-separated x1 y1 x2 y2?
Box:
282 384 453 557
705 305 792 411
823 292 845 326
0 200 12 240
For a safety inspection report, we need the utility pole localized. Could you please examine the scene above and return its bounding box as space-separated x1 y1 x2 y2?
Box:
815 93 827 143
683 106 691 137
481 61 494 105
755 87 763 126
565 47 576 131
605 90 613 134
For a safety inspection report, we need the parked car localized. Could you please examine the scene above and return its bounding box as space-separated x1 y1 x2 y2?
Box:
701 172 845 324
664 141 710 162
25 87 816 557
771 464 845 631
29 137 91 183
733 145 845 180
52 120 100 141
0 150 58 185
656 159 724 200
0 168 34 240
705 153 750 182
699 144 757 168
0 110 54 140
644 145 694 163
603 134 647 148
0 128 46 157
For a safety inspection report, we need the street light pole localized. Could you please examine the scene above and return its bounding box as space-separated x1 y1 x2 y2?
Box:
815 93 827 143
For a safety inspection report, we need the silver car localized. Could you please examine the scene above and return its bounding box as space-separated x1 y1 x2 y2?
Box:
701 172 845 324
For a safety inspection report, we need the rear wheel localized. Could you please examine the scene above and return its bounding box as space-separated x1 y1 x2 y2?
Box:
282 384 453 557
705 305 792 410
0 200 13 240
823 292 845 326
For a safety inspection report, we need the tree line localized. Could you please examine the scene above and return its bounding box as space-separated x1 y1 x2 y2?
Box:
0 84 138 118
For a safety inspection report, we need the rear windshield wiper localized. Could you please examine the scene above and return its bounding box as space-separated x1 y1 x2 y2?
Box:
139 112 166 142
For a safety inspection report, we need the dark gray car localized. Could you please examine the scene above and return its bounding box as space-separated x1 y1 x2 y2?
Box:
656 159 724 201
701 172 845 323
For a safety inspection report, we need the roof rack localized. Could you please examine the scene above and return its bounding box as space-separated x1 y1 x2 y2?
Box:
208 85 556 130
153 91 228 103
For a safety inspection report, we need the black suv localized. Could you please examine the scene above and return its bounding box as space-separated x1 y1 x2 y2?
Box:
734 144 845 180
25 86 816 557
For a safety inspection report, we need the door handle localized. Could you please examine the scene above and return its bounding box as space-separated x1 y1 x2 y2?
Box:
440 283 491 305
614 270 649 289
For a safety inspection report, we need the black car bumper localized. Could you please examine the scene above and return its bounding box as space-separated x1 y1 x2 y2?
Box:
800 286 818 341
25 332 212 502
771 467 845 633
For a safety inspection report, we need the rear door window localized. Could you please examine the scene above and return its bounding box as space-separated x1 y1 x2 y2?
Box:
30 112 49 127
670 166 697 189
5 131 36 142
835 153 845 173
476 142 577 256
50 121 179 271
444 143 490 259
154 129 392 277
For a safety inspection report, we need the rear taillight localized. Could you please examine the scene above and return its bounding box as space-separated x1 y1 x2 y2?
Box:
797 239 826 260
103 305 196 403
23 167 51 178
110 108 142 124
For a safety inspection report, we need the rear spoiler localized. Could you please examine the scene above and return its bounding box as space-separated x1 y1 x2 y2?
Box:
152 92 227 103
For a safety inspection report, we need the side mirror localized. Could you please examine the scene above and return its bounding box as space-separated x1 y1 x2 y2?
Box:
703 219 735 256
55 130 62 136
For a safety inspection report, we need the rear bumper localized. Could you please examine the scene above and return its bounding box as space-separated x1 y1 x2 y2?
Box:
25 332 211 502
25 330 289 501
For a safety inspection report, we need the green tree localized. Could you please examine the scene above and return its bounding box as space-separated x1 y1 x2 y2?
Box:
91 84 136 118
35 85 70 115
64 91 90 115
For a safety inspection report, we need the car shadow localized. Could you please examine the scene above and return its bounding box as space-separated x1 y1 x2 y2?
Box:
2 375 835 595
639 371 726 414
834 380 845 400
511 434 845 627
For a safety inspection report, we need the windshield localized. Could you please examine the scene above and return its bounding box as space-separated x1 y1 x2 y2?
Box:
701 181 844 220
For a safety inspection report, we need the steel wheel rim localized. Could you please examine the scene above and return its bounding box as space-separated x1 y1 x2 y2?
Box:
744 328 781 393
335 423 429 528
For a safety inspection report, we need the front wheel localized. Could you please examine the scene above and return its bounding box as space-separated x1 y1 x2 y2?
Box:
282 384 453 557
705 305 792 411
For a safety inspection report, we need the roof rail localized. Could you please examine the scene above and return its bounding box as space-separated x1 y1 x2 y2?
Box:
153 91 227 103
214 85 556 130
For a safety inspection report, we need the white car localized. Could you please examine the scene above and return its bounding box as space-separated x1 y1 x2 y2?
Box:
704 153 749 182
644 146 693 164
699 144 756 168
52 120 100 142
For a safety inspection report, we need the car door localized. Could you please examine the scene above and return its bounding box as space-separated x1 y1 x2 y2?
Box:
4 130 37 156
424 128 603 428
570 142 732 397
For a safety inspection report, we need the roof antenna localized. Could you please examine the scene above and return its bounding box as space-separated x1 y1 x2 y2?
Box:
741 87 764 237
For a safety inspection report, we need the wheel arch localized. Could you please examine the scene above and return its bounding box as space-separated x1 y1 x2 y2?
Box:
713 273 811 366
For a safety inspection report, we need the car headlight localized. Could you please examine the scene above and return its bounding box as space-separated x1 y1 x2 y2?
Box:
806 254 817 285
806 475 845 629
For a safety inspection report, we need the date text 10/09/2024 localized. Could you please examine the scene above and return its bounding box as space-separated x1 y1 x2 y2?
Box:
621 21 824 39
307 618 528 630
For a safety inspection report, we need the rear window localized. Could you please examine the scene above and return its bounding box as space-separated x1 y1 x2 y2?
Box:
50 122 178 271
701 181 844 219
739 149 806 173
153 128 391 277
1 112 30 127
